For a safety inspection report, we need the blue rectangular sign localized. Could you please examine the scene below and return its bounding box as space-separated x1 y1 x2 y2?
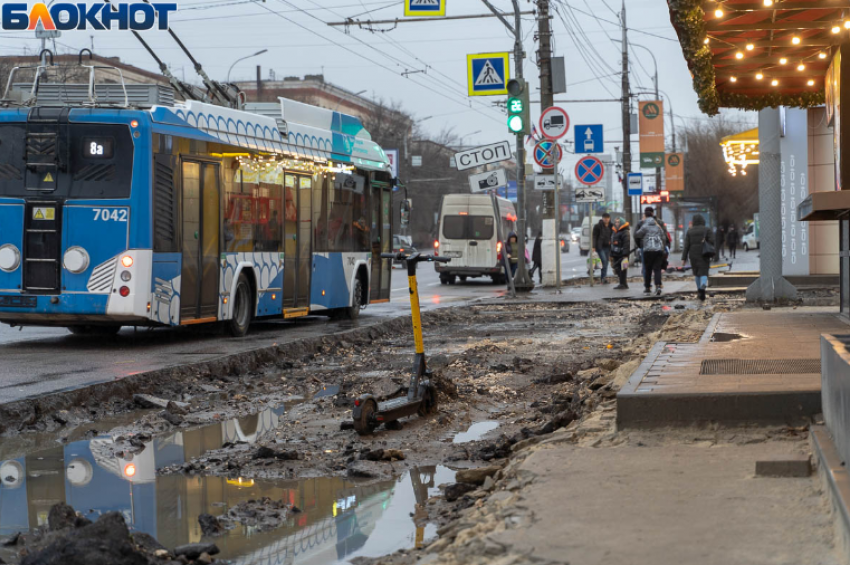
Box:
627 172 643 196
574 124 603 154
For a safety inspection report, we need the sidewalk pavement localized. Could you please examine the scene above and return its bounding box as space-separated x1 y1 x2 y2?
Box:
618 307 848 427
488 305 846 565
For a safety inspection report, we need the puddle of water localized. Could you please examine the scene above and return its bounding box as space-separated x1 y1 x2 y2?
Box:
313 385 340 399
0 405 455 565
452 421 499 444
711 332 747 342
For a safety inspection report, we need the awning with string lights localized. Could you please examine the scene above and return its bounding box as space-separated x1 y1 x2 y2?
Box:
667 0 838 114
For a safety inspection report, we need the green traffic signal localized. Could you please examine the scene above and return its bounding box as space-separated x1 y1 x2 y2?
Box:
508 114 524 133
506 79 530 136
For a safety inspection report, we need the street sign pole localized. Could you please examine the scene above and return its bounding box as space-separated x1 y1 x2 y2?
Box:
553 147 561 291
588 201 594 287
510 0 533 293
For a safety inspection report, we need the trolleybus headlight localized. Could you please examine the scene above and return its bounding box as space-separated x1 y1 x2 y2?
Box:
121 255 134 268
119 286 130 297
63 247 90 274
120 271 132 282
0 244 20 273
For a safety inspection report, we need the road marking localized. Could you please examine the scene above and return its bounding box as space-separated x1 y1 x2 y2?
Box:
427 282 441 287
392 287 408 292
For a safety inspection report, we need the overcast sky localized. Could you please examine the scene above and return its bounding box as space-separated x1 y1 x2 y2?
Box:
4 0 756 178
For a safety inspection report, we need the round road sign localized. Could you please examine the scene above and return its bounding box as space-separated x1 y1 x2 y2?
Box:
539 106 570 140
533 140 563 169
575 156 604 186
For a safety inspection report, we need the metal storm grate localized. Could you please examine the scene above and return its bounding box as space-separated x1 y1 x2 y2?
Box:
700 359 821 375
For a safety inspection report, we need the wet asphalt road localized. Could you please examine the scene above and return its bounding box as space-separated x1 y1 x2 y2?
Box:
0 247 590 404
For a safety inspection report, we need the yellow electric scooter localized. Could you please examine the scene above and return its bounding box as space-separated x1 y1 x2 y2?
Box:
352 252 450 435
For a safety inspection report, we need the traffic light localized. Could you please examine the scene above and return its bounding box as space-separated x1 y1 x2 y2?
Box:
506 78 530 135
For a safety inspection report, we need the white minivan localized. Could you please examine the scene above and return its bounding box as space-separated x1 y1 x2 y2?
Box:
435 194 517 284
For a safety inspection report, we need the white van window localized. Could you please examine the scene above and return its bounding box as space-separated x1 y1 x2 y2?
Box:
442 216 495 240
443 216 467 239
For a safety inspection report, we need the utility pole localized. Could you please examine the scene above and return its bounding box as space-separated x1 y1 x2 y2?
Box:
620 0 633 226
537 0 560 288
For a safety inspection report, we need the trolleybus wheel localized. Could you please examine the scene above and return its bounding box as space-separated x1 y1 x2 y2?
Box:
344 276 364 320
354 399 377 435
227 274 253 337
67 325 121 337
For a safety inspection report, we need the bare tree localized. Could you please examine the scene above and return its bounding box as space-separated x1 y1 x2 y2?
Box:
683 117 759 228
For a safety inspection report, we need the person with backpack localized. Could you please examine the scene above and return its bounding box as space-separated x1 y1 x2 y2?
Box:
611 217 631 289
682 214 715 301
635 207 667 296
592 213 614 284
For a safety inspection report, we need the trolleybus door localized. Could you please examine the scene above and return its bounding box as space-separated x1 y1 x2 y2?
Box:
297 175 312 309
180 161 220 323
369 181 384 301
283 174 312 314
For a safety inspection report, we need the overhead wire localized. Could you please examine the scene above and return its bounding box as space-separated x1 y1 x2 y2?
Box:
551 2 618 97
249 0 504 126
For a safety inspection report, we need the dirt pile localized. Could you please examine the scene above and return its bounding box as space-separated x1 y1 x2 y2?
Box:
6 503 220 565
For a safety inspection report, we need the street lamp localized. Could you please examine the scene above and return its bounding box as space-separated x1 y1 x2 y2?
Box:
226 49 268 83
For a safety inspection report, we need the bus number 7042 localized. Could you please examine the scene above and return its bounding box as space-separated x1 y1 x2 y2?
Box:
92 208 128 222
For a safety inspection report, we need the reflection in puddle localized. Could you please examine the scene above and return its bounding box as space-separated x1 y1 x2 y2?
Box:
0 405 455 564
313 385 341 399
453 421 499 444
711 332 747 342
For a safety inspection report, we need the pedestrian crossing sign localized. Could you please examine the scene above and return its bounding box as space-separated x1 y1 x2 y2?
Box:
467 52 510 96
404 0 445 17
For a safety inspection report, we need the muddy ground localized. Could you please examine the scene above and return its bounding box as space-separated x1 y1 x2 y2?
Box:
3 289 830 564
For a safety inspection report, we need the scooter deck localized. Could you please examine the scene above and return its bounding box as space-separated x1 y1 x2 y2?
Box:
377 396 421 421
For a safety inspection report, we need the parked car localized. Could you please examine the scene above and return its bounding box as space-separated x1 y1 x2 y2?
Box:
570 227 581 244
743 218 759 251
392 235 416 267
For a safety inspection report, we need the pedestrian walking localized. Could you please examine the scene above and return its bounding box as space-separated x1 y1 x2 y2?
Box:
715 225 726 260
530 231 543 283
682 214 715 302
726 225 738 259
592 213 613 284
611 217 631 289
635 207 667 296
504 231 520 279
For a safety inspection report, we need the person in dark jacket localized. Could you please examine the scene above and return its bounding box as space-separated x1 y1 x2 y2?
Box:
504 231 519 279
726 225 738 259
715 226 726 260
591 213 613 284
530 231 543 283
635 208 667 295
611 218 631 289
682 214 715 301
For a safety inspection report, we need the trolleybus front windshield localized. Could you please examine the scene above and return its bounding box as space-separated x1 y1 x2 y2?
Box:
0 123 134 199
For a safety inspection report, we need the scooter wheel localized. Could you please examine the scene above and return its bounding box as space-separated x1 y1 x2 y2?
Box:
417 386 438 417
354 399 378 435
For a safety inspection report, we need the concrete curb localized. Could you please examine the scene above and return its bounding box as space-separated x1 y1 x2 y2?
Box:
811 426 850 561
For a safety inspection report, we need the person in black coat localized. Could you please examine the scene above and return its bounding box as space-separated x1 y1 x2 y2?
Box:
591 213 613 284
726 225 739 259
530 231 543 283
682 214 715 301
611 218 631 289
